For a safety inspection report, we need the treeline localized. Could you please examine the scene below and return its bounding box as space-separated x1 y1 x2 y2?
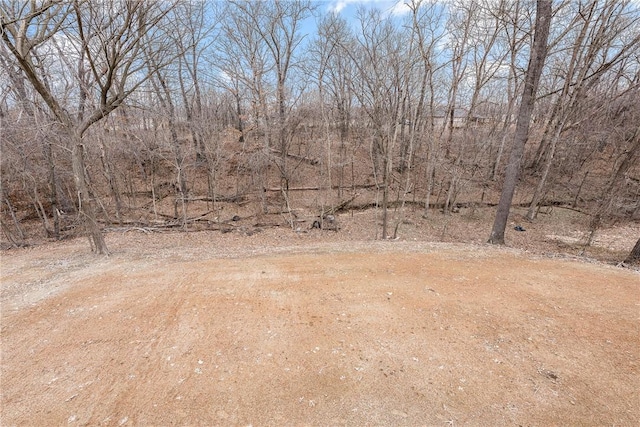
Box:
1 0 639 253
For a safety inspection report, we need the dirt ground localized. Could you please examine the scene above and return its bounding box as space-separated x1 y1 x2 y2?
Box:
1 218 639 426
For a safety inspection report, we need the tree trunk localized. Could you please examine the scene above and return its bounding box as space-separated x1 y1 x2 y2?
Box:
381 160 390 240
625 238 640 265
491 81 517 181
71 139 108 255
526 122 562 220
43 139 60 238
99 139 123 225
489 0 552 245
586 128 640 247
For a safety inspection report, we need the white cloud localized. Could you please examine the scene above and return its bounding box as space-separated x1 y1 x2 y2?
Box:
326 0 411 15
326 0 359 14
389 1 412 16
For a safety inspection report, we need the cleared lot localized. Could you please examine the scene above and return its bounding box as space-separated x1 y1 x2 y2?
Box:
1 235 639 426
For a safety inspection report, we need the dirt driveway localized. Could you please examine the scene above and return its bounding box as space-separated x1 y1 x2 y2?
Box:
1 233 638 426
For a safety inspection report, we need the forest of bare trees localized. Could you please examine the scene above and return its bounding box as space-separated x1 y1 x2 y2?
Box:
1 0 639 258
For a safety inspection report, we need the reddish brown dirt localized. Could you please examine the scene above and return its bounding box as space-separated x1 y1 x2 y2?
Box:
1 231 639 426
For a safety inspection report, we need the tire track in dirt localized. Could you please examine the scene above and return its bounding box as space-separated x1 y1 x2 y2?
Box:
1 243 638 426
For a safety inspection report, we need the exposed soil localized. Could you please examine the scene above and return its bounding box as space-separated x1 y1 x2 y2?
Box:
1 211 639 426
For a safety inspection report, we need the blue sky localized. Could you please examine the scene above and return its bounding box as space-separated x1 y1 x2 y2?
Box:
322 0 411 16
299 0 413 40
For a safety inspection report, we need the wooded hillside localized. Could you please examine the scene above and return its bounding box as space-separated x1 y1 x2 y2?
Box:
1 0 639 253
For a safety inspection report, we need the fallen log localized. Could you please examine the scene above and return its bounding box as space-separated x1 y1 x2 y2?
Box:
270 148 319 165
322 193 360 216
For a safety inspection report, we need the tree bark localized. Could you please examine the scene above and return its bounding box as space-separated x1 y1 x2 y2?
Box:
488 0 552 245
585 128 640 247
625 238 640 266
71 139 108 255
43 139 60 239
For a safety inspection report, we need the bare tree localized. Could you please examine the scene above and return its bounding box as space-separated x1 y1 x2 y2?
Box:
0 42 65 239
311 13 355 206
1 0 638 255
222 1 314 195
489 0 552 245
443 0 511 215
490 0 531 181
344 7 407 238
625 237 640 266
404 0 447 218
215 1 275 214
584 111 639 248
526 0 640 220
1 0 178 254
